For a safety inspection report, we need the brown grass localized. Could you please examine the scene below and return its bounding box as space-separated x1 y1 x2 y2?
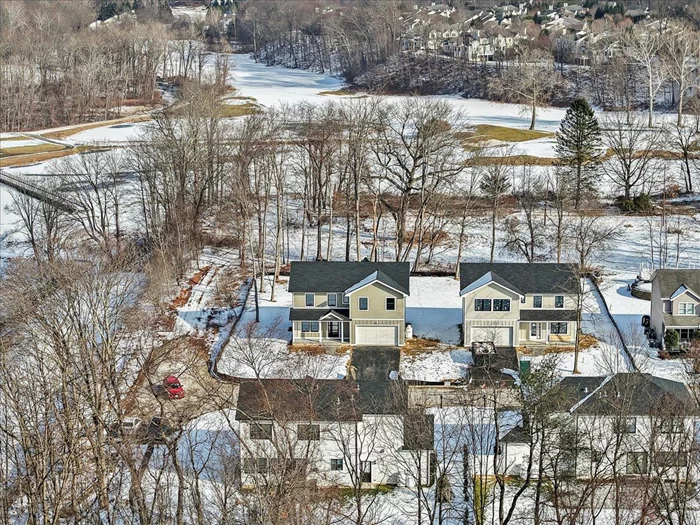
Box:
458 124 554 144
219 102 261 118
517 333 600 355
319 89 357 96
42 114 152 140
0 136 27 142
226 95 258 101
469 155 560 167
0 146 100 168
402 337 442 356
0 143 66 157
289 344 328 355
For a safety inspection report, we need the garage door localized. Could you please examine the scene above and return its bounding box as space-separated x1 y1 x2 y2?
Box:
356 326 398 346
471 326 513 346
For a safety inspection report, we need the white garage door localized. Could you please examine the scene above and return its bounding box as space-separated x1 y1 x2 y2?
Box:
356 326 398 346
471 326 513 346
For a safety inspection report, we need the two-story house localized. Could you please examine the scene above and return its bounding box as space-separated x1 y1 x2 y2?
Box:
497 373 698 482
459 263 580 347
235 377 434 489
288 261 410 346
650 269 700 347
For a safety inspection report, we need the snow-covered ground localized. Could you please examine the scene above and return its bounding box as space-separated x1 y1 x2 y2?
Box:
406 276 462 343
216 276 350 380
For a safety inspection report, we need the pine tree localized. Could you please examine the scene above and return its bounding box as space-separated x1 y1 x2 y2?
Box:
555 98 602 209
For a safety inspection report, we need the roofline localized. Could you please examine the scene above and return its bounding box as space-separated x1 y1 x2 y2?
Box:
345 279 408 297
459 279 524 298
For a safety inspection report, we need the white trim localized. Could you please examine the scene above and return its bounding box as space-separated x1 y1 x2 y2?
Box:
327 293 337 307
358 296 369 311
670 285 700 301
345 272 408 297
678 302 697 315
459 272 524 298
319 312 349 321
351 318 404 321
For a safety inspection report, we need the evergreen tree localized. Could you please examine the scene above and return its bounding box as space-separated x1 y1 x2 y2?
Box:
555 98 602 209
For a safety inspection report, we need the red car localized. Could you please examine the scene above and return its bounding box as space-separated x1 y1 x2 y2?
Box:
163 375 185 399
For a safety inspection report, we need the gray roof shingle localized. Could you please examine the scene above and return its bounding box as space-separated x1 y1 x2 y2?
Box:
654 269 700 299
460 263 579 295
520 309 578 321
289 261 410 295
556 373 696 416
663 314 700 328
289 308 350 321
235 378 409 422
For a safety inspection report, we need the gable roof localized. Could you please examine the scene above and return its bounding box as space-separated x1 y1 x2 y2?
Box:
289 261 410 295
654 269 700 299
459 270 524 297
460 263 579 296
554 373 696 416
235 378 408 422
345 270 408 296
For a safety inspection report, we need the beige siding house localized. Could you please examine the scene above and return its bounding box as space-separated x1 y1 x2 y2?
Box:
288 261 410 346
459 263 580 348
650 269 700 347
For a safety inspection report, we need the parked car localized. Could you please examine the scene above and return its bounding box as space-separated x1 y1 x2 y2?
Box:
106 417 142 441
163 375 185 399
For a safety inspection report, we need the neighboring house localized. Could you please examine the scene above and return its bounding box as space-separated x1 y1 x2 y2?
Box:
650 269 700 347
460 263 580 347
288 261 410 346
235 378 434 488
498 373 698 481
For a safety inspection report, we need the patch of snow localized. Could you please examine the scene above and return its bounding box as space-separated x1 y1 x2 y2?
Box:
406 276 462 343
401 347 472 382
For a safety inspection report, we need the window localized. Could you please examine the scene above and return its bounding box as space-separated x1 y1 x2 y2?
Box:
555 295 564 308
243 458 268 473
359 297 369 311
475 299 492 311
550 322 568 335
618 417 636 434
386 297 396 311
530 323 538 337
679 302 696 315
297 424 320 440
301 321 319 333
493 299 510 311
660 418 682 434
360 461 372 483
327 294 337 307
520 296 526 303
330 459 343 471
305 294 315 307
656 452 688 468
250 423 273 440
626 452 648 475
342 294 349 304
533 295 542 308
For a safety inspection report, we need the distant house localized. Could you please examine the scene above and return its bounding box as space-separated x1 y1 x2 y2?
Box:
459 263 580 348
288 261 410 346
498 373 698 480
650 269 700 347
235 377 433 488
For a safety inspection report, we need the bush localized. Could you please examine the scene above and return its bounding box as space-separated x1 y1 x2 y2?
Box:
617 194 653 212
665 329 680 349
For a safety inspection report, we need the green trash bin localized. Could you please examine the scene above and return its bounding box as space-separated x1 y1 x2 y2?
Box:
519 359 531 375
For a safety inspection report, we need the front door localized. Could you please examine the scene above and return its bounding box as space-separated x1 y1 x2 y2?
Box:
328 322 339 338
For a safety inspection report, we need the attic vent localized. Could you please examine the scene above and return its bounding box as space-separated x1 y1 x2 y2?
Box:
582 386 589 394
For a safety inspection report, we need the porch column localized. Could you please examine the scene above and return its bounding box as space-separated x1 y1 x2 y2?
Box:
319 321 323 342
545 322 550 343
340 322 344 343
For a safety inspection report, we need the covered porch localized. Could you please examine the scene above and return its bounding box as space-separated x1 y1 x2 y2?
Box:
519 321 575 345
290 308 351 345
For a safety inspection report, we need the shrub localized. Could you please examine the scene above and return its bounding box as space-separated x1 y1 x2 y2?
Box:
665 329 680 349
618 194 653 212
